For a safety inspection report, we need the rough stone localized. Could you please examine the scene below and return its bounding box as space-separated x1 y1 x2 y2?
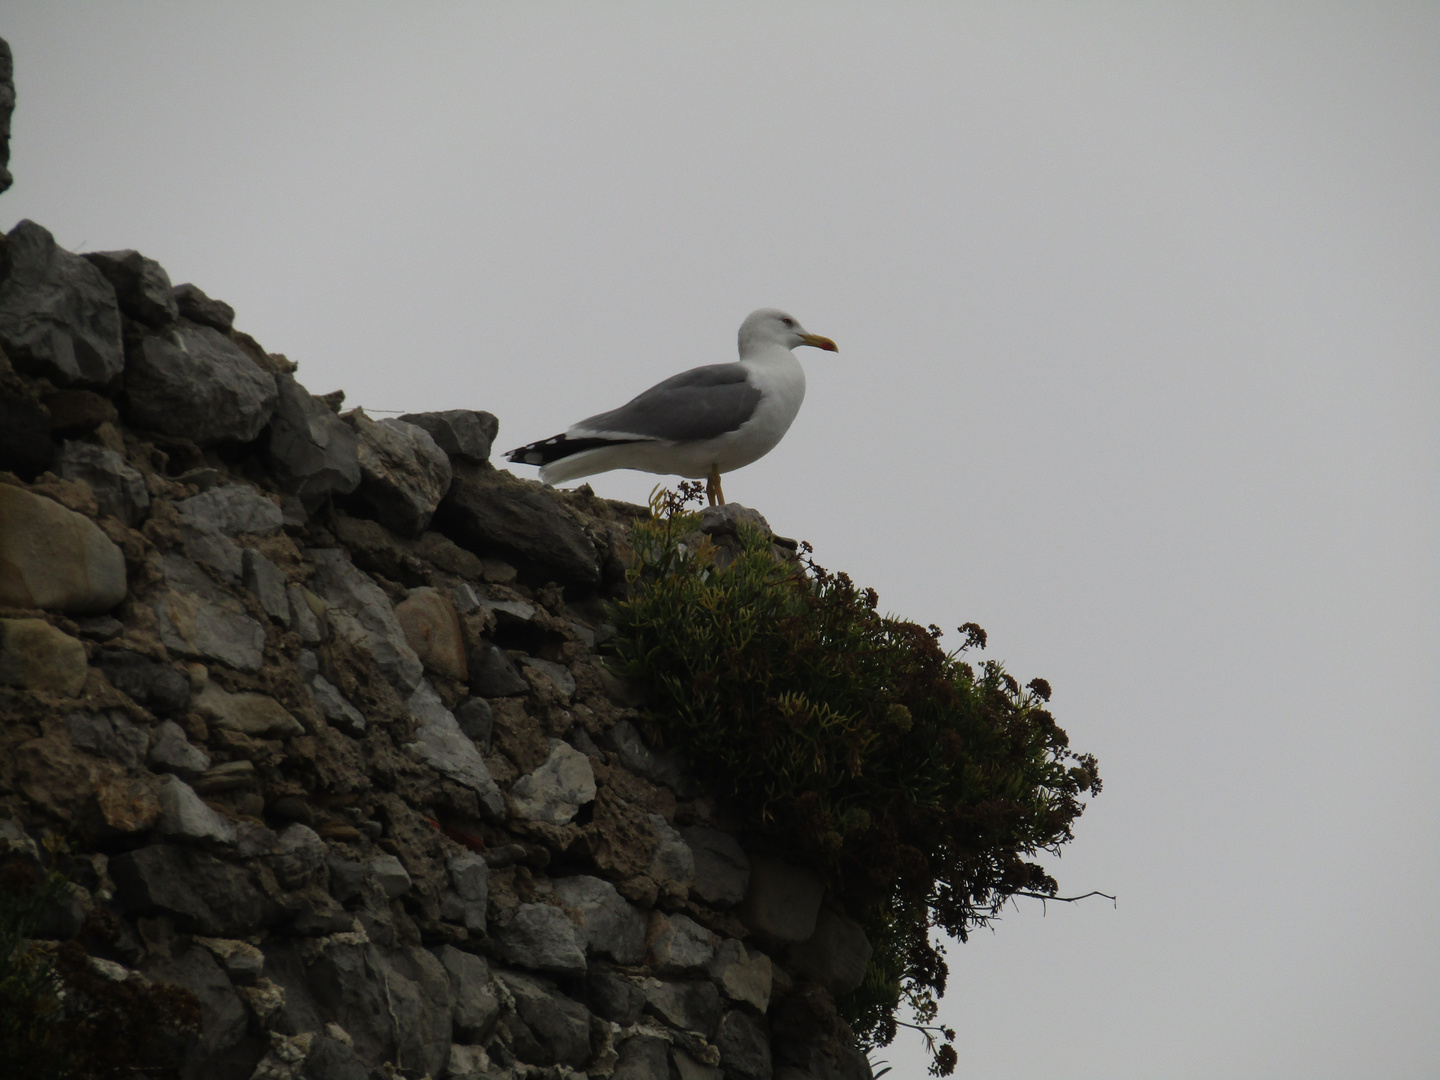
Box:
683 826 751 908
303 1034 368 1080
0 484 128 613
262 372 362 509
395 586 468 681
434 463 600 586
518 655 576 699
144 945 257 1080
66 709 148 768
606 719 695 797
737 855 826 945
308 673 366 736
404 680 505 816
648 911 716 974
306 548 423 693
0 219 124 388
111 843 281 936
172 282 235 331
709 939 772 1013
287 584 325 645
154 553 266 671
716 1010 773 1080
640 976 723 1037
435 944 499 1042
553 874 645 964
675 1049 726 1080
179 517 244 580
194 936 266 985
176 484 284 536
466 640 528 697
369 853 412 898
699 503 772 540
124 324 278 443
453 696 492 746
0 395 56 481
156 774 238 847
94 647 190 715
195 681 303 738
649 813 696 889
148 719 212 777
0 618 88 696
55 440 150 525
441 851 488 933
786 907 873 997
494 970 591 1068
491 902 587 976
510 740 596 825
586 966 646 1024
271 823 327 889
243 548 291 624
192 759 257 796
397 409 499 465
342 410 452 537
613 1035 671 1080
82 248 178 326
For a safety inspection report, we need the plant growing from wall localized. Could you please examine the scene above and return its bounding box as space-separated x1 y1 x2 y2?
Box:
607 488 1102 1075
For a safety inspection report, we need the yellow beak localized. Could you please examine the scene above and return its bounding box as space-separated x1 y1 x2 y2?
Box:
800 333 839 352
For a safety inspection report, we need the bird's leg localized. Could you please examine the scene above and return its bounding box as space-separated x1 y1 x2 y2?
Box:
706 466 725 507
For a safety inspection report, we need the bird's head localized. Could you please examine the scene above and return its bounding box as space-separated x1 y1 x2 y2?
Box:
739 308 838 356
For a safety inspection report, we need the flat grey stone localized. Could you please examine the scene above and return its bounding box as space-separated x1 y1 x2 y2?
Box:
509 740 595 825
262 372 361 509
716 1009 772 1080
155 553 266 672
368 854 411 899
494 970 591 1068
309 673 365 736
179 519 244 581
518 655 576 698
270 823 327 889
0 219 124 388
708 939 772 1012
124 325 277 445
55 440 150 525
553 874 645 964
492 903 586 976
441 851 488 933
306 548 422 693
241 549 290 624
287 584 326 645
404 681 505 816
172 282 234 330
82 248 178 326
466 640 528 697
586 966 645 1024
111 844 281 937
639 976 722 1037
148 719 211 777
66 709 148 769
649 813 696 889
397 409 499 465
176 484 284 536
155 774 236 847
341 410 452 537
648 911 715 974
434 944 499 1042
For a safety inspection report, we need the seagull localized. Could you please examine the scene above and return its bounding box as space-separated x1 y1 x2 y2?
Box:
506 308 838 506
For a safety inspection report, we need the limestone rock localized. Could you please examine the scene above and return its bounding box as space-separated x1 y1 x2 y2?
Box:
716 1010 772 1080
394 586 468 681
0 484 127 613
708 939 772 1013
441 851 488 933
509 740 596 825
262 373 361 509
156 774 238 847
0 618 88 696
82 249 178 326
175 484 284 536
124 325 277 444
194 682 304 738
271 823 327 889
466 640 528 697
0 219 124 388
403 680 504 816
307 673 365 736
243 549 291 624
453 696 492 746
639 976 723 1038
434 463 600 586
342 410 452 537
111 843 281 937
683 826 751 908
66 709 149 769
55 440 150 525
553 874 645 964
434 944 499 1042
648 813 696 889
148 719 211 777
155 555 266 672
518 655 576 699
494 970 592 1068
737 855 825 945
306 548 422 693
94 647 190 715
491 902 587 976
786 907 873 997
172 282 235 331
369 854 412 898
397 409 499 465
585 966 646 1024
287 584 326 645
647 911 716 974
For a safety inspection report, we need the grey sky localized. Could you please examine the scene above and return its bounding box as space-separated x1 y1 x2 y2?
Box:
3 3 1436 1077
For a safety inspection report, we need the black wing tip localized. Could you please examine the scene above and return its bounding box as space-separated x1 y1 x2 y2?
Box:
507 433 648 468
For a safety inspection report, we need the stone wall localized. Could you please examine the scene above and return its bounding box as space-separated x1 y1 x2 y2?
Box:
0 215 874 1080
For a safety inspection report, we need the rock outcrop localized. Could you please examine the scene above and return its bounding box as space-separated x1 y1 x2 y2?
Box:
0 128 870 1080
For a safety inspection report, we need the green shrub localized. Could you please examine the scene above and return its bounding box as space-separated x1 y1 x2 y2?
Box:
607 489 1101 1073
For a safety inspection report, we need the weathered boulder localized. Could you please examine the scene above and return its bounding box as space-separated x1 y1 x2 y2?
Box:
639 976 723 1038
394 586 468 681
434 462 600 585
466 639 528 697
0 219 124 388
737 855 825 945
708 939 773 1013
124 325 277 444
683 826 751 908
491 902 587 976
441 851 488 934
155 774 238 847
398 409 499 465
82 248 178 326
172 283 235 331
553 874 646 964
647 911 716 974
270 823 327 889
242 548 290 624
111 843 281 937
308 672 365 736
306 548 422 693
54 440 150 525
148 719 211 777
509 740 596 825
94 647 190 715
494 970 592 1068
154 554 266 671
404 681 504 816
434 944 499 1042
786 907 873 997
716 1010 773 1080
342 410 452 537
262 372 361 509
66 709 149 769
175 484 284 536
194 681 304 738
0 618 88 696
0 484 127 613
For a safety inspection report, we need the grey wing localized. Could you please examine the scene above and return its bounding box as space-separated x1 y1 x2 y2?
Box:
570 363 762 442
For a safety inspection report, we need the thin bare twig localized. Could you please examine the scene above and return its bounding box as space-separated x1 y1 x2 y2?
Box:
1012 888 1117 914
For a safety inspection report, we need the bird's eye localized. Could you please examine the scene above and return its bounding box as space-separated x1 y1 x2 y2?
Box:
782 317 795 327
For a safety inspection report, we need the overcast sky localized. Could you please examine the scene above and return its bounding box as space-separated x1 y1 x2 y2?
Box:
3 4 1436 1078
